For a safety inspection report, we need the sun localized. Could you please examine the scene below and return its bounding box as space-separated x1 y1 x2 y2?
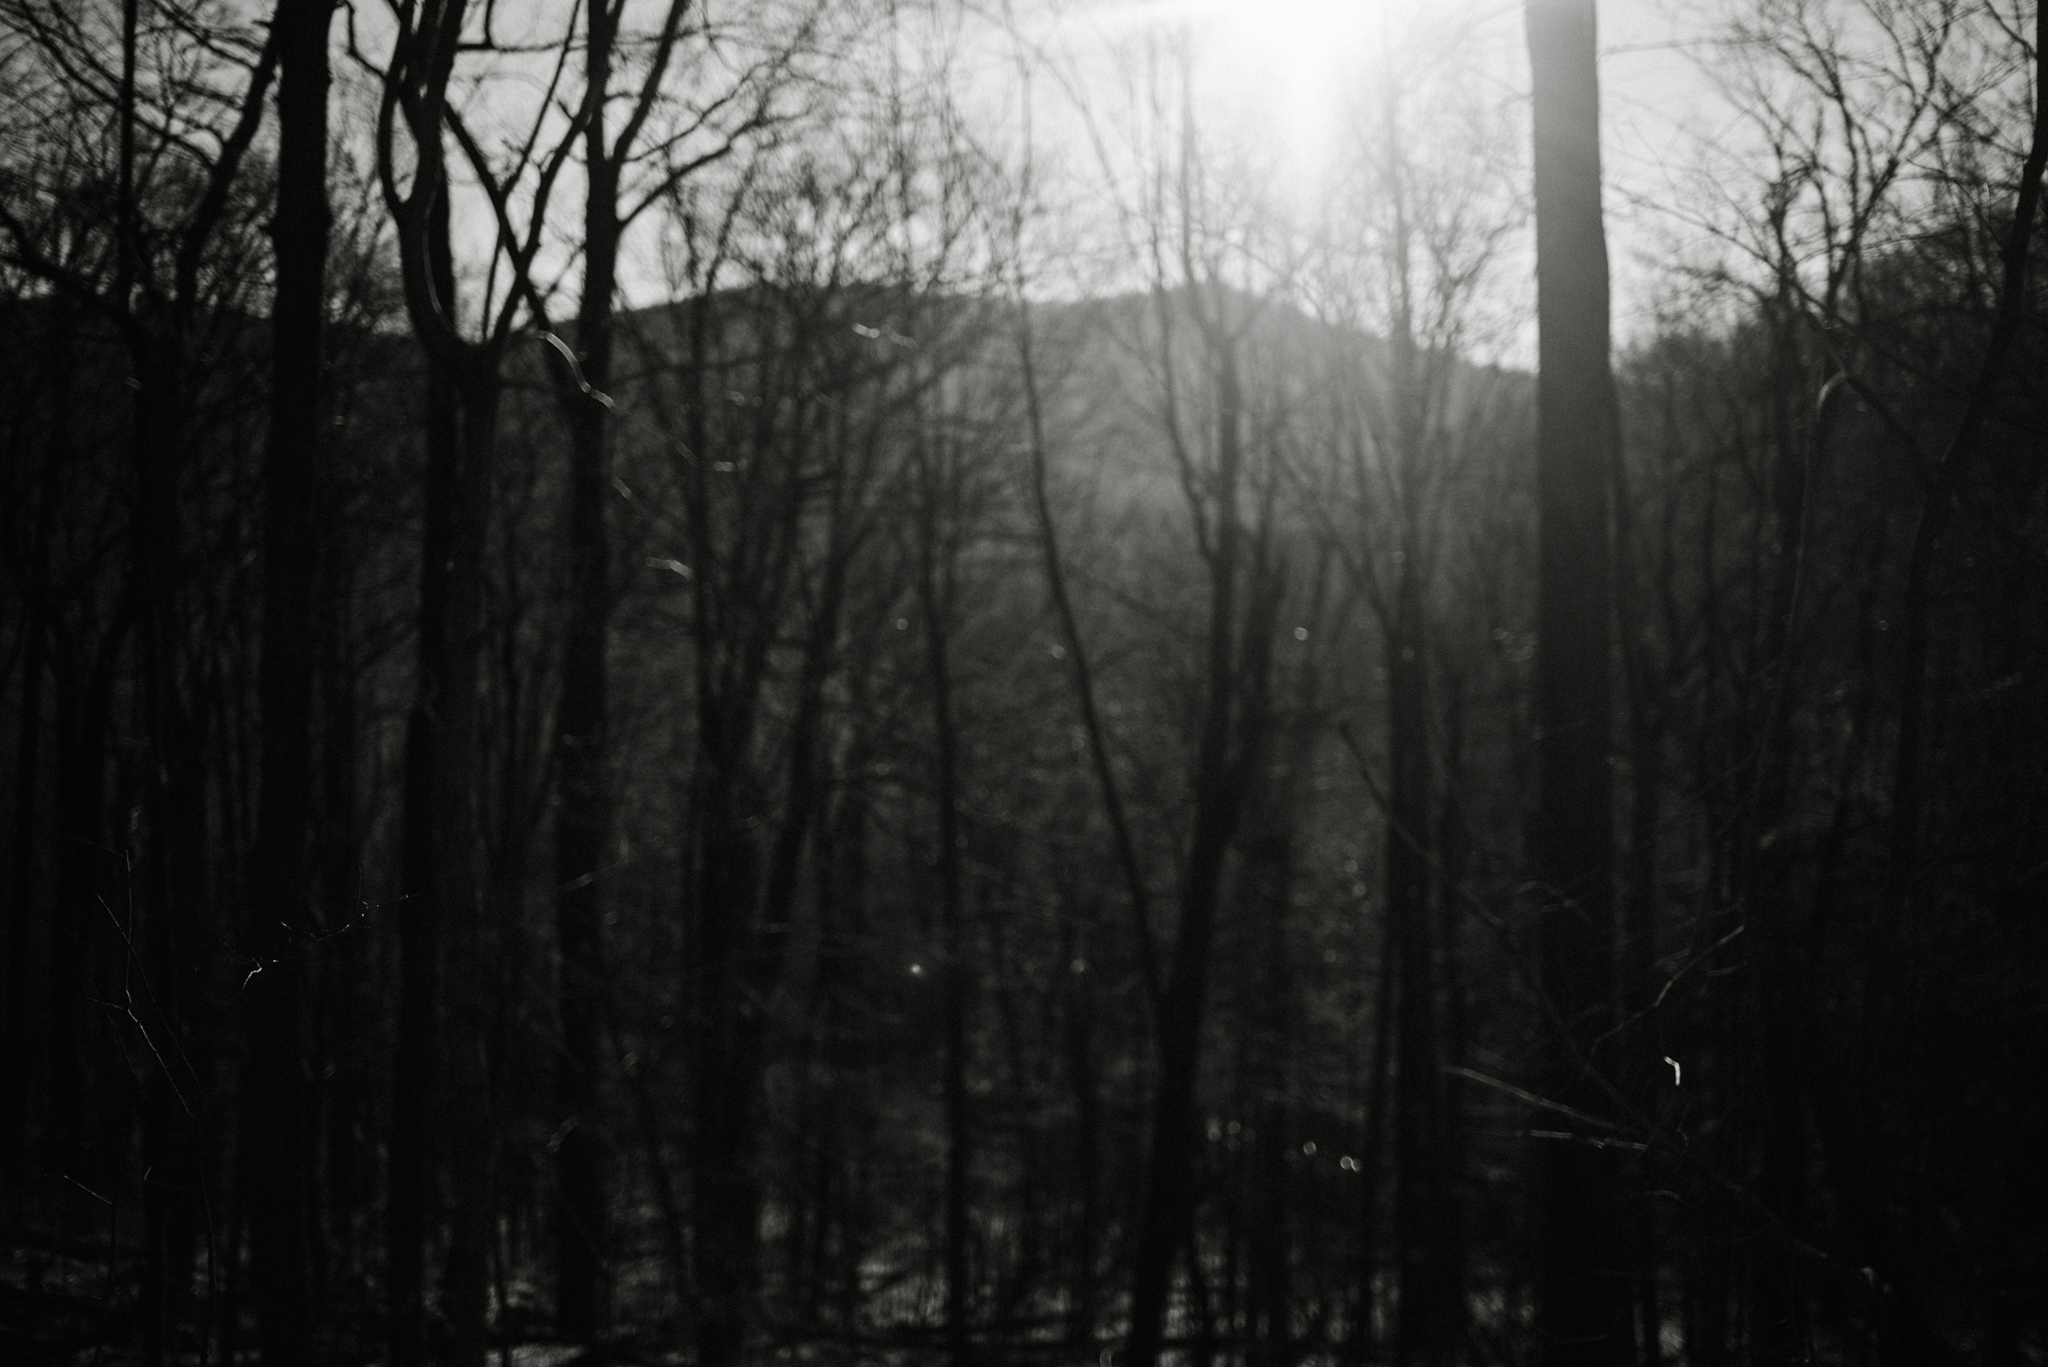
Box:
1197 0 1379 79
1013 0 1515 214
1214 0 1381 173
1115 0 1399 179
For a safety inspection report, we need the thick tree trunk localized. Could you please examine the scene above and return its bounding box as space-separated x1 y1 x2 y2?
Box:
1742 315 1816 1367
8 309 79 1201
441 367 505 1367
3 471 51 1202
242 4 332 1360
133 326 209 1367
1622 701 1663 1367
389 193 460 1367
552 8 619 1332
316 592 365 1292
1433 681 1470 1360
1526 2 1629 1364
681 288 765 1366
690 787 765 1367
47 636 118 1175
1389 561 1450 1367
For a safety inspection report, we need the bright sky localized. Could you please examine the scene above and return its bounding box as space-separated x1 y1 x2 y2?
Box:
993 0 1733 346
450 0 1739 352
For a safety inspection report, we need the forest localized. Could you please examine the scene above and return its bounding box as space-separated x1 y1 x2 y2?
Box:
1 0 2045 1363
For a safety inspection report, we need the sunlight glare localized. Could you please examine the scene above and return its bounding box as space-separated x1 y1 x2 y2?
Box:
1222 0 1379 172
1134 0 1410 181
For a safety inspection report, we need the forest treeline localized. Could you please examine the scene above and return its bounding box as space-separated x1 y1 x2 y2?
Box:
2 1 2045 1365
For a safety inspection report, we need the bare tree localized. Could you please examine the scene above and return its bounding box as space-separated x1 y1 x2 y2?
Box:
365 4 586 1361
1657 6 2048 1358
0 5 278 1357
242 1 336 1362
546 1 809 1339
1307 29 1521 1362
1103 63 1288 1367
1525 1 1629 1363
632 61 998 1352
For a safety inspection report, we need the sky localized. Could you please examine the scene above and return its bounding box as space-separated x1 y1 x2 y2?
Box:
989 0 1739 348
402 0 1743 355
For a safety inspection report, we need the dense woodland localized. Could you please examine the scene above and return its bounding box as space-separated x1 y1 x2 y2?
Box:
2 0 2046 1364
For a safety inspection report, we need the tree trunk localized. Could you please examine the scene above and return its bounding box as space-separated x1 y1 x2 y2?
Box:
1344 880 1397 1367
1388 559 1450 1367
1126 341 1263 1367
3 456 51 1203
242 3 332 1360
1526 2 1629 1363
47 633 119 1176
689 781 765 1367
916 438 975 1367
9 307 80 1201
389 192 460 1367
551 1 622 1340
1061 902 1103 1350
118 0 210 1330
317 587 364 1293
1623 701 1664 1367
1244 824 1296 1367
133 316 209 1367
1434 680 1470 1361
441 365 505 1367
